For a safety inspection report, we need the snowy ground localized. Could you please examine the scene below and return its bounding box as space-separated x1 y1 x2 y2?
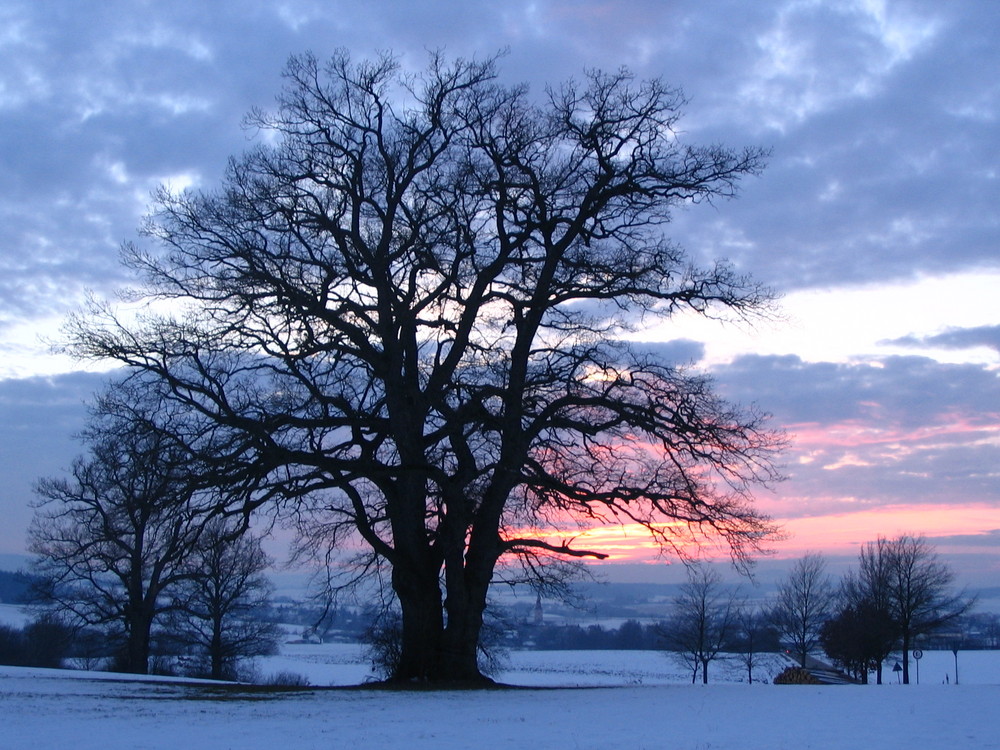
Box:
258 641 789 687
260 640 996 688
2 643 999 749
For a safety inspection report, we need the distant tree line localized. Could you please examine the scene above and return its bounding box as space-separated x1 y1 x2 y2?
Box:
0 570 36 603
524 619 664 651
0 615 75 669
483 536 975 685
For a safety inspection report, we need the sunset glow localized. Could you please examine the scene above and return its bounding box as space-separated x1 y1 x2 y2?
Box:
532 503 1000 568
770 504 1000 556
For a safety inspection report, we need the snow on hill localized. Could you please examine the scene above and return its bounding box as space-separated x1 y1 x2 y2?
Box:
0 602 30 628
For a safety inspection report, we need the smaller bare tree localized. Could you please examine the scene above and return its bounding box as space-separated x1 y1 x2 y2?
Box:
170 520 280 680
840 538 898 683
661 565 740 684
819 600 895 683
731 604 779 684
29 382 208 674
770 553 834 668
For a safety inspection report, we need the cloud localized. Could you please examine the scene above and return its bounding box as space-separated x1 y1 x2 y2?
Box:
930 529 1000 549
661 3 1000 290
0 1 317 328
629 339 707 365
713 353 1000 514
718 353 1000 425
2 0 997 336
885 325 1000 354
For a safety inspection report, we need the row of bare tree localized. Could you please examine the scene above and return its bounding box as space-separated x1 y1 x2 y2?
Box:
662 538 970 684
819 537 970 684
28 382 279 679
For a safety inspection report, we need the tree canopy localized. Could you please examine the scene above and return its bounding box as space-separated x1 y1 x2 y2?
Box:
69 50 783 681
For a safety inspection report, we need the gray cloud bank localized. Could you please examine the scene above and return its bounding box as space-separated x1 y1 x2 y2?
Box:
0 372 108 554
1 345 996 551
886 325 1000 354
1 1 998 331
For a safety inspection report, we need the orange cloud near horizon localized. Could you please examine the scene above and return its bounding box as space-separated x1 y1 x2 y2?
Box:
770 502 1000 557
543 502 1000 567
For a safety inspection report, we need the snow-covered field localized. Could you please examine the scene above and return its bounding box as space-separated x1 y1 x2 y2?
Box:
2 642 999 750
259 641 789 687
261 640 997 688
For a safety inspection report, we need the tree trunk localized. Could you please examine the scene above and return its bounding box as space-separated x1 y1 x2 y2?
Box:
388 486 499 683
389 549 478 682
702 658 709 684
901 631 911 684
440 615 486 682
211 618 224 680
425 506 500 683
393 586 444 681
392 594 487 682
123 614 152 674
440 574 490 683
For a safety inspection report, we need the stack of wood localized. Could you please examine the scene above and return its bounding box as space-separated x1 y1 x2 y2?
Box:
774 667 822 685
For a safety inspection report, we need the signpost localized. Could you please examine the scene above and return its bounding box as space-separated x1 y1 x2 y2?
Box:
912 648 923 685
952 646 960 685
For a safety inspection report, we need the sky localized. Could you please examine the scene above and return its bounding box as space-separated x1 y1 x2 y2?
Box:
0 0 998 587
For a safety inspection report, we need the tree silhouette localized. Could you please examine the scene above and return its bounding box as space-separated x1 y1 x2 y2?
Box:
29 382 209 674
820 601 894 683
771 553 834 668
70 50 783 682
170 520 280 680
883 534 971 684
731 605 780 684
661 565 740 683
839 537 897 683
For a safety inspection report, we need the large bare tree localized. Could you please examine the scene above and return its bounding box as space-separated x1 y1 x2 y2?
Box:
69 50 783 682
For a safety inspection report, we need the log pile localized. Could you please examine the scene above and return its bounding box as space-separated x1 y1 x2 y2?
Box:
774 667 822 685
